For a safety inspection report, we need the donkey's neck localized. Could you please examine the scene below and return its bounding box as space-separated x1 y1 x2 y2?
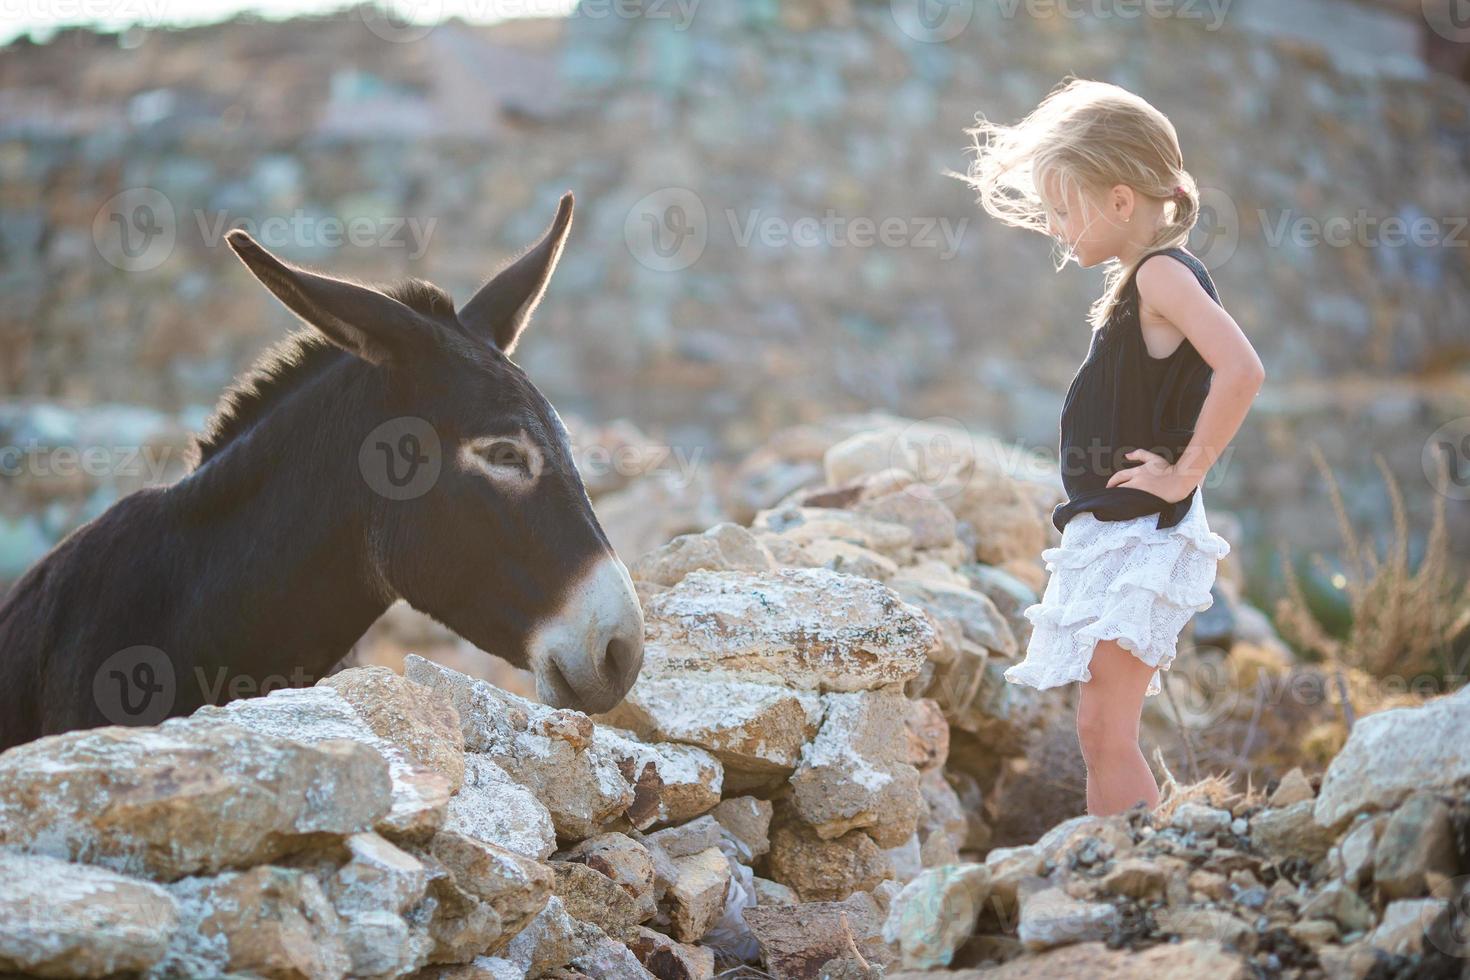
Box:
175 363 393 691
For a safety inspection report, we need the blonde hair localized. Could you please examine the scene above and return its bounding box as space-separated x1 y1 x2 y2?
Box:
951 77 1198 330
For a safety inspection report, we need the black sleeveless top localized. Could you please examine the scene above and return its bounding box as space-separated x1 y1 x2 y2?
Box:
1051 247 1222 534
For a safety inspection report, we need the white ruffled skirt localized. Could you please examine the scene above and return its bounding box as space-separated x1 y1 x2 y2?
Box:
1004 490 1231 697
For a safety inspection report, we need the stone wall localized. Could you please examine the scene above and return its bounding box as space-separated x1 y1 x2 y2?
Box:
1 0 1468 593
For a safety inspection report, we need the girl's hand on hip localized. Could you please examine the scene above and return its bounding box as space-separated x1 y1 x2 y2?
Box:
1107 449 1196 503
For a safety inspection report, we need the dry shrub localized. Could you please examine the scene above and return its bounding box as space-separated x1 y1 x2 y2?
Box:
1274 444 1470 728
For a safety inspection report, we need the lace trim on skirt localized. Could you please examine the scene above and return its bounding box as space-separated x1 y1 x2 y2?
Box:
1003 493 1230 697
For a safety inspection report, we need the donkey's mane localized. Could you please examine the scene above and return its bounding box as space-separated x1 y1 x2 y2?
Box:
191 278 459 467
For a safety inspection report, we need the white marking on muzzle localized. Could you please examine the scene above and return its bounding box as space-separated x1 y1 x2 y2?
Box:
527 552 644 711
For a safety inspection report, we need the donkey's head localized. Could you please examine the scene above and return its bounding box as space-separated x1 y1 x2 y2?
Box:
224 193 643 713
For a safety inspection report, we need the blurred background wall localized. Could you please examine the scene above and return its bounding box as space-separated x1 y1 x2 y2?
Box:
1 0 1468 623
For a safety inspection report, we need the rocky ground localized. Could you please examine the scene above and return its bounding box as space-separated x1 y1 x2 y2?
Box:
0 416 1466 979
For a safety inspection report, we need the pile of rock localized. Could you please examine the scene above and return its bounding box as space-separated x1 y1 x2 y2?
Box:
882 682 1470 979
1 412 1461 979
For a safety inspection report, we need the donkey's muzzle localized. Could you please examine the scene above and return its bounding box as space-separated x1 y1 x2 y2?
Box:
530 553 644 714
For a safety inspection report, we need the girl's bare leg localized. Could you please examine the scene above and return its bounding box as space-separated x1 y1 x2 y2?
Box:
1076 639 1160 816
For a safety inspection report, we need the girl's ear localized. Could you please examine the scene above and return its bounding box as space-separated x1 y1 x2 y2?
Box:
1108 183 1137 223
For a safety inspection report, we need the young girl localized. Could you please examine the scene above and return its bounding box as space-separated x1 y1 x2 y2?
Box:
956 79 1266 817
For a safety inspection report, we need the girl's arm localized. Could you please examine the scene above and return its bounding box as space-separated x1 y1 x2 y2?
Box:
1107 255 1267 502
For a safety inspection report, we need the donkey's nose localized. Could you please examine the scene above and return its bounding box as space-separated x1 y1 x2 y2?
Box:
601 632 643 696
531 553 644 715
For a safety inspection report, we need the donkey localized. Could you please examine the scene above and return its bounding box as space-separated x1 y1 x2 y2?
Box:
0 192 644 752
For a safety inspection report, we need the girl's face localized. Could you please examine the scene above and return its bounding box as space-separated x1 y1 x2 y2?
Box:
1037 168 1128 268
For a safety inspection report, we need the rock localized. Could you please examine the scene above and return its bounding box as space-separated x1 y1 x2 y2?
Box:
1300 879 1375 933
641 568 936 692
881 862 991 969
1015 881 1120 951
883 833 925 885
0 718 391 880
631 523 777 587
1371 792 1457 899
947 471 1050 569
196 685 450 839
769 537 899 582
594 726 723 827
1155 907 1256 953
726 441 825 524
958 563 1038 626
754 877 799 906
328 833 434 978
982 845 1045 915
664 846 731 942
597 675 823 775
0 850 178 978
626 927 715 980
1034 814 1134 865
594 467 724 567
887 575 1018 658
644 816 724 859
751 507 914 565
340 910 433 978
789 690 923 848
405 657 634 840
904 699 950 771
494 896 597 978
1327 813 1384 888
1186 868 1229 902
767 820 893 903
970 938 1249 979
1169 802 1233 836
1251 800 1335 864
822 426 986 497
559 833 656 923
328 832 430 919
1367 897 1450 955
160 866 352 980
425 830 553 944
853 489 958 551
568 934 657 979
743 893 891 979
1286 919 1339 947
711 797 773 861
552 861 645 941
319 666 466 792
446 755 559 860
1314 684 1470 830
1099 858 1170 901
1267 766 1314 808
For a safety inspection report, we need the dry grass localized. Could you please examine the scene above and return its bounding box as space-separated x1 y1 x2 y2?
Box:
1150 745 1256 824
1273 444 1470 729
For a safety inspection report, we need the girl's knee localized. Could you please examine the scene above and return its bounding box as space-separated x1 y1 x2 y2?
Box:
1076 699 1139 760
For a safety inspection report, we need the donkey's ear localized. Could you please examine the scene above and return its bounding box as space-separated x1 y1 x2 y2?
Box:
226 230 431 365
458 192 573 356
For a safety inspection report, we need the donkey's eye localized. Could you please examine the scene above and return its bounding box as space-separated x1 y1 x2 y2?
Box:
478 440 529 471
